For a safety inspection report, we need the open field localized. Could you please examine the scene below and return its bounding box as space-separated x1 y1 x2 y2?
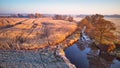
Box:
0 18 77 50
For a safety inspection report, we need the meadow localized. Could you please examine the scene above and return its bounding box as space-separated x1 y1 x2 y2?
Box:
0 18 77 50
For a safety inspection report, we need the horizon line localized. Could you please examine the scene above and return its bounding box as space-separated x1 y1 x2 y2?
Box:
0 13 120 15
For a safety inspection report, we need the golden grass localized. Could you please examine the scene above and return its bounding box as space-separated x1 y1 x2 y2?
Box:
0 18 77 50
0 18 26 27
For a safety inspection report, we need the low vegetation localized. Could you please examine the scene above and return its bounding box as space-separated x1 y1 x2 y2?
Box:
0 18 77 50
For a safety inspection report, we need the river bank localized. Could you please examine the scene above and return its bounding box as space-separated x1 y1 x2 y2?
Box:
0 30 80 68
0 46 76 68
0 21 81 68
65 25 120 68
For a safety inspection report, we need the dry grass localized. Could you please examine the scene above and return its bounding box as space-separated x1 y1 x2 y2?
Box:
0 18 26 27
0 18 77 50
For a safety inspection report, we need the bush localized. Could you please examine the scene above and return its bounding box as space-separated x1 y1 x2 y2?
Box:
54 15 67 20
67 16 73 22
114 40 120 48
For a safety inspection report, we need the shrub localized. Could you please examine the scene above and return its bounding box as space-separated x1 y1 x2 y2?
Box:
67 16 73 22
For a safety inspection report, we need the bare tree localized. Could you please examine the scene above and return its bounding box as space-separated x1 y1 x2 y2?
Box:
35 13 42 18
28 14 35 18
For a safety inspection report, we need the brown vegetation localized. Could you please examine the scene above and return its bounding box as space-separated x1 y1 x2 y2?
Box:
105 17 120 48
79 14 117 51
54 15 65 20
0 18 77 50
67 16 74 22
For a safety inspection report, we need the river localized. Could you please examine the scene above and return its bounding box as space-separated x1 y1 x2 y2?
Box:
65 26 120 68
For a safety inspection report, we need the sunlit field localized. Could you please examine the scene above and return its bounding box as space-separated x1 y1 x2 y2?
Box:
0 18 77 50
0 0 120 67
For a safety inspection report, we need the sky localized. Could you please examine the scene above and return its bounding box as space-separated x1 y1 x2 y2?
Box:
0 0 120 15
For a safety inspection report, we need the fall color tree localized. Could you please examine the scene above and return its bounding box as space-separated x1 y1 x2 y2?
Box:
80 14 117 51
93 18 116 44
80 14 116 44
91 15 116 44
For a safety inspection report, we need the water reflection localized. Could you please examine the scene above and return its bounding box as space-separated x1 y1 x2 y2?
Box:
65 44 89 68
65 25 120 68
65 43 120 68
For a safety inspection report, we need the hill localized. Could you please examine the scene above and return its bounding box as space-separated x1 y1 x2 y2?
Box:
0 18 77 50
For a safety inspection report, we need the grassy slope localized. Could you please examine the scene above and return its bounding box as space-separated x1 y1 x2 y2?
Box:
0 18 77 50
